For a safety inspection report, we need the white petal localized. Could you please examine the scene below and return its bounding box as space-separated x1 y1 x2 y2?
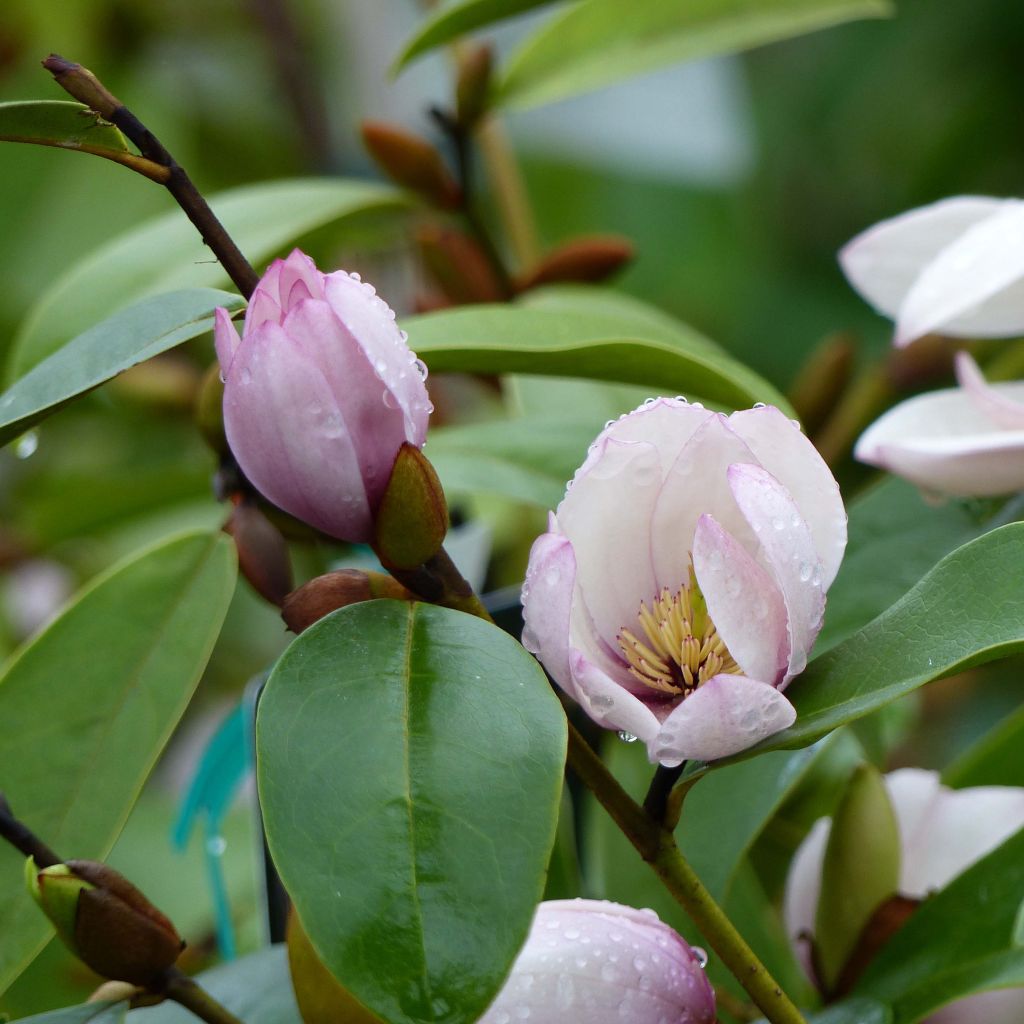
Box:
521 533 577 691
955 351 1024 429
727 405 847 589
855 387 1024 496
727 465 825 679
895 201 1024 345
569 651 660 744
651 674 795 766
839 196 1005 318
692 514 788 685
783 817 831 982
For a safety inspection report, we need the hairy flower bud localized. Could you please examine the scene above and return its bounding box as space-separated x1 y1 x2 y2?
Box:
360 121 461 210
517 236 635 292
215 250 433 543
282 569 414 633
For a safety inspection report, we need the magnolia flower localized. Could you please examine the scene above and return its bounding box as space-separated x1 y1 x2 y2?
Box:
785 768 1024 1024
215 249 433 543
521 399 846 766
855 352 1024 496
479 900 715 1024
840 196 1024 347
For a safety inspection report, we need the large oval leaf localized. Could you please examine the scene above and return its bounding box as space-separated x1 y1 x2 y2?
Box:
257 600 567 1024
404 304 789 412
943 703 1024 790
496 0 893 110
739 523 1024 759
0 288 243 447
0 101 130 159
0 532 237 995
8 178 411 380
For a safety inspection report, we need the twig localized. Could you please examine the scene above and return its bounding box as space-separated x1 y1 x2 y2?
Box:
0 793 61 868
642 762 687 824
160 969 246 1024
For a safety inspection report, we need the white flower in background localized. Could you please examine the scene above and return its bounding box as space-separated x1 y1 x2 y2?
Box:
855 351 1024 496
840 196 1024 347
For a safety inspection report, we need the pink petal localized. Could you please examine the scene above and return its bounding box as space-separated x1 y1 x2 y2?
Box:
276 248 326 309
650 414 760 597
222 321 373 541
727 405 847 589
692 514 788 685
479 900 715 1024
569 651 660 745
854 387 1024 496
839 196 1005 319
521 532 577 691
927 989 1024 1024
894 201 1024 346
727 464 825 679
955 351 1024 429
243 259 284 335
557 437 663 651
213 307 240 374
652 674 796 765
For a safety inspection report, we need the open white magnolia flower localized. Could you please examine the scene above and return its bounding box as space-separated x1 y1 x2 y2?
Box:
521 398 846 767
855 351 1024 496
785 768 1024 1024
840 195 1024 347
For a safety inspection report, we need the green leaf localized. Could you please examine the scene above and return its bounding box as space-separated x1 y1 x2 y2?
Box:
8 178 411 380
799 1001 892 1024
496 0 893 110
257 600 567 1024
944 703 1024 790
0 101 130 158
734 523 1024 759
0 532 237 996
405 304 790 412
855 827 1024 1023
0 288 243 447
11 1003 126 1024
131 947 302 1024
395 0 562 70
818 478 995 652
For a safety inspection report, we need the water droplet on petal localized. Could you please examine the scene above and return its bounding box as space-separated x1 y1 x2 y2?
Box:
798 562 813 583
414 358 429 380
383 390 398 409
693 947 709 968
564 928 580 940
771 517 785 530
15 431 38 459
618 731 638 743
351 272 362 282
752 401 767 409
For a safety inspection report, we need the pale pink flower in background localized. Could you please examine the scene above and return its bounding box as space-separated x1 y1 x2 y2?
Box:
215 249 433 543
840 196 1024 348
784 768 1024 1023
855 352 1024 496
478 900 715 1024
521 399 846 766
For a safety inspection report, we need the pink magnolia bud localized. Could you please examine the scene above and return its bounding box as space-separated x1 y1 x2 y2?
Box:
215 250 433 543
479 900 715 1024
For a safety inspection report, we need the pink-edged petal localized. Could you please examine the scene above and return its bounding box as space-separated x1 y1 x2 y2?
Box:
276 248 326 309
692 514 788 684
557 437 662 650
282 298 410 507
895 201 1024 346
727 405 847 589
222 321 373 540
213 307 241 374
839 196 1005 319
521 532 576 690
727 464 825 679
242 259 284 335
955 351 1024 429
651 674 795 766
323 271 431 443
854 388 1024 496
927 989 1024 1024
480 900 715 1024
650 414 760 595
569 651 660 744
783 817 831 982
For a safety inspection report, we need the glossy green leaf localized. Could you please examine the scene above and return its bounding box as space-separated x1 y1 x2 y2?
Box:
944 702 1024 790
395 0 561 69
0 288 243 447
817 479 996 652
257 600 567 1024
496 0 893 110
132 947 302 1024
799 1001 891 1024
0 532 237 996
11 1002 126 1024
405 304 790 412
8 178 411 380
854 827 1024 1023
733 523 1024 760
0 101 130 158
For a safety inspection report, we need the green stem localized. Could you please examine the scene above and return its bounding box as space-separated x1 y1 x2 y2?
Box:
386 545 493 621
566 727 807 1024
163 969 246 1024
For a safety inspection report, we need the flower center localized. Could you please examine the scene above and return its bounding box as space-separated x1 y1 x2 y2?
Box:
616 564 740 696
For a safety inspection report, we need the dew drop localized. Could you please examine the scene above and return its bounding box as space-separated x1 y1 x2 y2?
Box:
351 272 362 282
601 963 620 983
752 401 767 409
375 359 387 374
383 390 398 409
618 731 638 743
564 928 581 940
771 516 785 530
693 947 709 968
240 367 253 385
643 397 658 407
798 562 813 583
674 395 689 403
218 369 227 384
15 431 38 460
414 358 429 380
515 1009 531 1020
605 419 616 429
633 956 647 972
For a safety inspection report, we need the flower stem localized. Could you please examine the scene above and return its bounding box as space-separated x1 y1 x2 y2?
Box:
0 793 61 868
566 727 808 1024
162 969 246 1024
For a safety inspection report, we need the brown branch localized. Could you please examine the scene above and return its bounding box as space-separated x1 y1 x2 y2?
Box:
0 792 62 868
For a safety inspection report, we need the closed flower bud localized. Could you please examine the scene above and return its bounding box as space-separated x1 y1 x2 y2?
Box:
282 569 414 633
373 443 449 570
479 900 715 1024
517 236 635 292
416 224 506 304
360 121 462 210
27 858 184 986
224 498 294 607
455 44 493 129
215 250 434 544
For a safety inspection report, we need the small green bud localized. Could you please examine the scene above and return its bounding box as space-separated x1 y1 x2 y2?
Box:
373 444 449 571
455 44 493 129
27 859 93 948
195 362 228 456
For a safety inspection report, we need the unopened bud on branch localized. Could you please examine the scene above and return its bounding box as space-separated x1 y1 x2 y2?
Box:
282 569 414 633
517 236 634 292
373 444 448 570
361 121 461 210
